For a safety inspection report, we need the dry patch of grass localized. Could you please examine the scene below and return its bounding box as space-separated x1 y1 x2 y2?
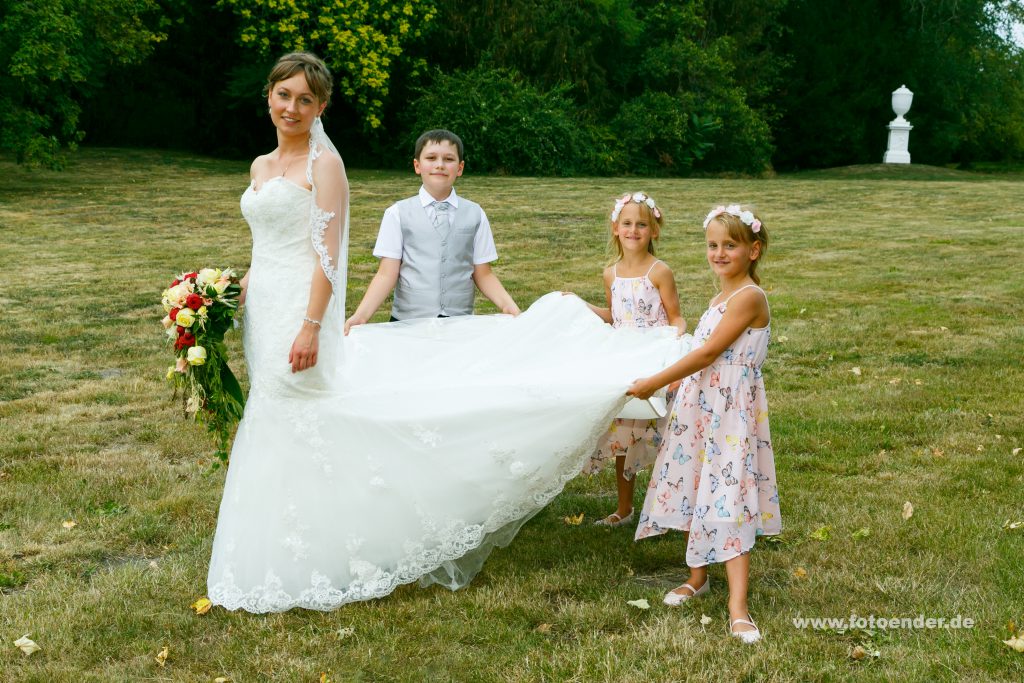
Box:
1 149 1022 681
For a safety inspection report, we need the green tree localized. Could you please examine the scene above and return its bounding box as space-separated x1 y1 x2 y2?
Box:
772 0 1024 168
218 0 438 130
0 0 167 167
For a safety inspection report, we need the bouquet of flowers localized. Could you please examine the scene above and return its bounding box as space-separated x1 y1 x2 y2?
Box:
161 268 244 465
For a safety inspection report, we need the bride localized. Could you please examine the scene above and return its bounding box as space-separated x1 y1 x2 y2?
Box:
207 52 690 612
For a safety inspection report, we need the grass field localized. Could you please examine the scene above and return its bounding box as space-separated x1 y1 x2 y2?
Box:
1 148 1022 681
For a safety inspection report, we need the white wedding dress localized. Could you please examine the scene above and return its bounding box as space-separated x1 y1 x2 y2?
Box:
206 126 691 613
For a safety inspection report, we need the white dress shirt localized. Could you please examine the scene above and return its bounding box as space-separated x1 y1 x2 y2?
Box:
373 186 499 264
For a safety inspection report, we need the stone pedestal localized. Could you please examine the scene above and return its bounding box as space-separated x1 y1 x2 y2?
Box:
883 85 914 164
884 120 913 164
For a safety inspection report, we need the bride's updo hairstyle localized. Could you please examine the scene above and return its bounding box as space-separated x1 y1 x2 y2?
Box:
264 52 333 107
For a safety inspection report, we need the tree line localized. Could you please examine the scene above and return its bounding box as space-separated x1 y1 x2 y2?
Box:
3 0 1022 173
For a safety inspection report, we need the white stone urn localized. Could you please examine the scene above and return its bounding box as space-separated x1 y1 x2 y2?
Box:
883 84 914 164
890 85 914 123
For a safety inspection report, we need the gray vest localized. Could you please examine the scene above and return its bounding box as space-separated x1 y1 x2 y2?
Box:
392 196 482 320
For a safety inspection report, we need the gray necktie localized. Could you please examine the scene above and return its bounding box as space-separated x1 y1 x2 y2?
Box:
431 200 450 230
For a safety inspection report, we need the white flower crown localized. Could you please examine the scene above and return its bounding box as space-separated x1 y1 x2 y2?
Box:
611 192 662 222
703 204 762 233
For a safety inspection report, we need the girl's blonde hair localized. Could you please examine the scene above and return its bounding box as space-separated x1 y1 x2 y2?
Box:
263 52 333 107
705 205 769 284
606 192 664 266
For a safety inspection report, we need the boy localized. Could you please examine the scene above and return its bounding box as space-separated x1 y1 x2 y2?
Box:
345 129 519 331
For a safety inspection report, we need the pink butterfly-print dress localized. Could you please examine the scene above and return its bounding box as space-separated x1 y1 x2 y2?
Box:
635 284 781 567
583 260 672 480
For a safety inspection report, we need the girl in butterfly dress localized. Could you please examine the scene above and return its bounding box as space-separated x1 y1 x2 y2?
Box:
577 192 686 527
628 204 781 644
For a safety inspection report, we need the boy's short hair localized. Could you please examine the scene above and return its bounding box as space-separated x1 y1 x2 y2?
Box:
414 129 465 162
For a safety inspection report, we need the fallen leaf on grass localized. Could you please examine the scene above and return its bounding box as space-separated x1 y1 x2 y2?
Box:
776 335 788 343
793 567 808 579
320 673 332 683
850 645 880 660
627 599 650 610
214 678 230 682
850 367 862 376
1002 520 1023 531
190 597 212 615
700 614 712 626
336 627 354 639
1002 634 1024 652
155 645 169 667
1013 448 1021 456
851 527 871 540
13 634 41 656
61 519 77 530
902 502 914 521
799 308 807 314
148 560 159 570
563 513 584 526
888 378 901 385
535 623 552 634
810 526 831 541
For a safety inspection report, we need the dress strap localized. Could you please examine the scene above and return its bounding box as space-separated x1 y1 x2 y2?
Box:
717 284 765 307
644 259 662 277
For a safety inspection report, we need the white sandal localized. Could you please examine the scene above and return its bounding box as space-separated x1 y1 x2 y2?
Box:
729 616 762 644
662 578 709 606
593 509 634 527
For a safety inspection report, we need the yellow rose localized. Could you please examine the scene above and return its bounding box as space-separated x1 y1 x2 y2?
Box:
186 346 207 365
165 366 176 380
213 280 229 294
197 306 208 319
176 308 195 327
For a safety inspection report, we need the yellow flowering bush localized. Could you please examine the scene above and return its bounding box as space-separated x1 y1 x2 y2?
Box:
219 0 437 128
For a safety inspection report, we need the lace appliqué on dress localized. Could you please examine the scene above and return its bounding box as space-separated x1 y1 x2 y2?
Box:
310 204 339 290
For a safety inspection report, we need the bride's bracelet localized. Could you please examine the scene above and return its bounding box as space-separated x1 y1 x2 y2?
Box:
302 316 322 328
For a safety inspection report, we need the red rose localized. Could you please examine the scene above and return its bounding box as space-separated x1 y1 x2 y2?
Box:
184 272 198 281
174 332 196 350
176 325 185 335
185 294 203 310
169 308 179 321
170 278 181 287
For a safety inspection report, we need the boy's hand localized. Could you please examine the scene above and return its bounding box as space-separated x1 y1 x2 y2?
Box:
344 315 366 336
627 376 660 400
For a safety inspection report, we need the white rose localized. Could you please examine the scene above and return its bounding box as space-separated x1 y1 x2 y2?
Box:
175 308 195 327
186 346 207 366
161 315 173 329
739 210 755 225
197 268 221 287
213 280 229 294
197 305 208 319
168 283 191 306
